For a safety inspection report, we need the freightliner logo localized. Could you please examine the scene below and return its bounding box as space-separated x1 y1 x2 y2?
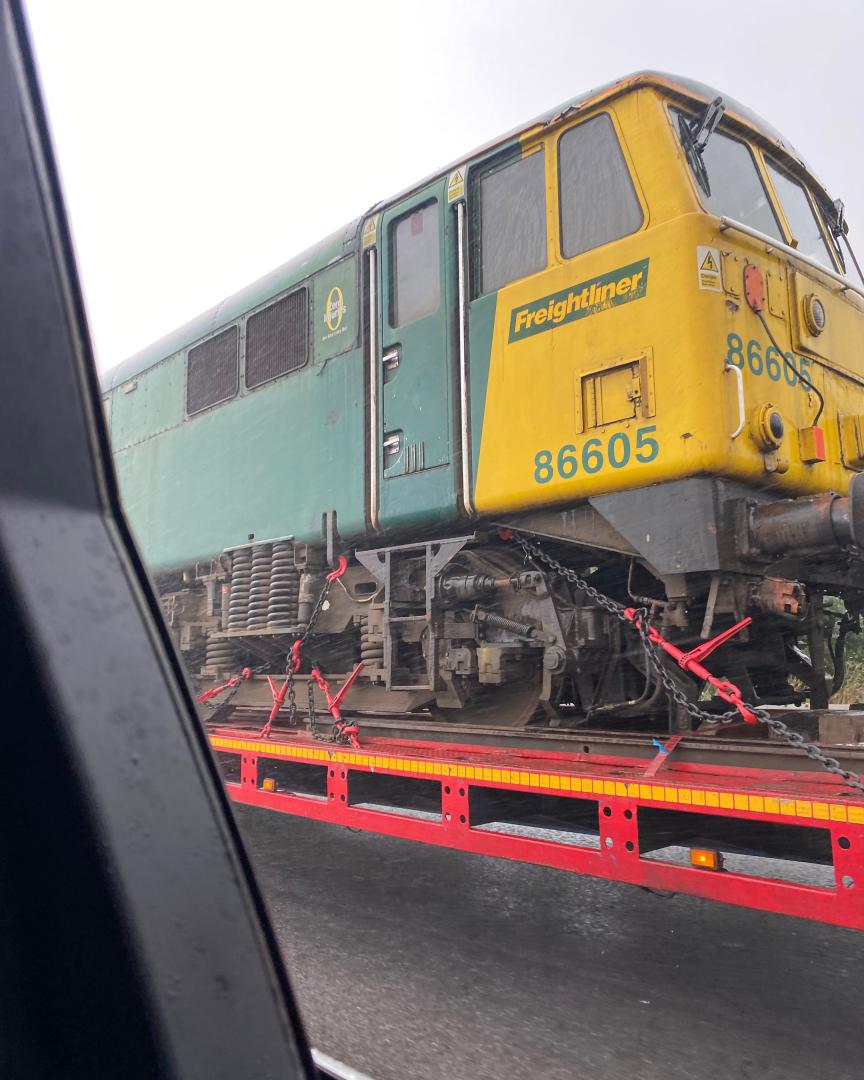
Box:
508 258 649 343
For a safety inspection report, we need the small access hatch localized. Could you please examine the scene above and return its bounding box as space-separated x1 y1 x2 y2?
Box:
576 351 654 432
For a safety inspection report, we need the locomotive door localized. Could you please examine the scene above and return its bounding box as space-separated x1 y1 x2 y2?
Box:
374 180 458 530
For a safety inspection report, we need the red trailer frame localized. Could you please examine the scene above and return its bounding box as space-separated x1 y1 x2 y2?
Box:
209 722 864 931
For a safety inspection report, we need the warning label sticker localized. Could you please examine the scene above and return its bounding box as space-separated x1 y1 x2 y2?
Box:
697 245 722 291
361 215 379 248
447 167 465 203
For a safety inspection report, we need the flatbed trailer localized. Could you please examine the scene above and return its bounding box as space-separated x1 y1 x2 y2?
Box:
209 709 864 931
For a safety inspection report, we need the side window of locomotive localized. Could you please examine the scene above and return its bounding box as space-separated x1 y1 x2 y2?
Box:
765 161 835 270
476 148 546 295
390 201 440 327
674 110 782 240
186 325 239 416
558 114 642 258
245 288 309 389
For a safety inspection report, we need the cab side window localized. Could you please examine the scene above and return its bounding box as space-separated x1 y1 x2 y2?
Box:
390 201 440 327
476 148 546 295
765 162 834 270
558 114 643 258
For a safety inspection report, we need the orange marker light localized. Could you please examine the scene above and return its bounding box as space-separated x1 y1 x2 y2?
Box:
262 777 276 793
690 848 723 871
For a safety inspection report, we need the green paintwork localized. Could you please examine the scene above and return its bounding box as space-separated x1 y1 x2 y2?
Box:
313 257 358 364
378 179 457 530
103 225 366 571
113 344 365 568
467 290 498 485
103 225 356 392
111 353 185 450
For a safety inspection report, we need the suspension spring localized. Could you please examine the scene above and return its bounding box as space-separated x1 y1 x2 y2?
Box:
247 542 273 630
205 638 237 673
359 613 384 665
268 540 300 630
227 547 252 631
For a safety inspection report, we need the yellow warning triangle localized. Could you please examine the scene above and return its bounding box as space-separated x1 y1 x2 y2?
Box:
700 250 718 273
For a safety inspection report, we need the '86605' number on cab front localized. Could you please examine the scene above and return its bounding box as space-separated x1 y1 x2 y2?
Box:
533 425 659 484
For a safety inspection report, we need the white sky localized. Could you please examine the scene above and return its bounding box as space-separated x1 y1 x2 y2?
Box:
25 0 864 372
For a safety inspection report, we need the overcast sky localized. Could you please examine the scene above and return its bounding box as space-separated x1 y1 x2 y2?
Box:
25 0 864 372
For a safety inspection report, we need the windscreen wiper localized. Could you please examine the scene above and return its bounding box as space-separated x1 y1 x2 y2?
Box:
824 197 864 286
678 96 726 197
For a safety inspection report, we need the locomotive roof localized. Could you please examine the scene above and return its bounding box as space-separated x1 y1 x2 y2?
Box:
102 71 820 392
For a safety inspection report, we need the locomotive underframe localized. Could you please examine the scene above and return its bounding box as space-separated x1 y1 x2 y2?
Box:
161 477 864 747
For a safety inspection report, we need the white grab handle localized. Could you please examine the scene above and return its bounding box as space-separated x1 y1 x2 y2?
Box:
725 363 745 439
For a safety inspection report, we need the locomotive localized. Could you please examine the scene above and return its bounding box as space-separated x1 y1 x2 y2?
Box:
102 71 864 739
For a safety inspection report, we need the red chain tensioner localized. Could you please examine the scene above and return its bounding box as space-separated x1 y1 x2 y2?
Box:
622 610 758 724
259 554 357 740
196 667 252 703
309 663 365 748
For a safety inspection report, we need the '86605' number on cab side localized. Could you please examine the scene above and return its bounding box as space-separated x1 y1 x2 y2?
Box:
533 425 659 484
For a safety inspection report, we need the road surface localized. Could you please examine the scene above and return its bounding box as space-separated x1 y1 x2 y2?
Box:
235 805 861 1080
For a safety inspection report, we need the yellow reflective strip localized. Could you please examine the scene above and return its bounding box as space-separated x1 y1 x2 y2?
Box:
571 777 583 792
540 774 550 788
652 785 665 801
519 771 530 785
529 773 540 787
593 779 605 795
847 806 864 824
678 789 692 805
692 790 706 806
719 793 733 809
627 783 640 798
734 794 748 811
560 776 572 791
812 801 829 819
550 775 560 789
830 804 848 821
665 787 678 803
748 796 764 814
640 784 652 800
615 782 628 798
780 800 796 816
795 801 812 818
764 796 780 814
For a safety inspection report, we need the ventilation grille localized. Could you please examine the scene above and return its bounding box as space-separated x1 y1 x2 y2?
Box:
245 289 308 389
186 326 239 416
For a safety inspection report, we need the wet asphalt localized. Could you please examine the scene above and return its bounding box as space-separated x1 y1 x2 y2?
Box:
234 805 861 1080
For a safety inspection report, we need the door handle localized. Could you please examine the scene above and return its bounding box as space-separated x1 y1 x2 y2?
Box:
383 432 402 455
382 347 400 372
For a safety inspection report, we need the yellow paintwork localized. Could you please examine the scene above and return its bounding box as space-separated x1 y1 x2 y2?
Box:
474 86 864 515
209 736 864 823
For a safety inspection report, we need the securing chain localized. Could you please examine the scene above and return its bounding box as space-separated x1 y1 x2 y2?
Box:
265 564 344 732
513 532 864 795
305 676 348 743
202 557 353 745
198 663 267 710
285 556 359 745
